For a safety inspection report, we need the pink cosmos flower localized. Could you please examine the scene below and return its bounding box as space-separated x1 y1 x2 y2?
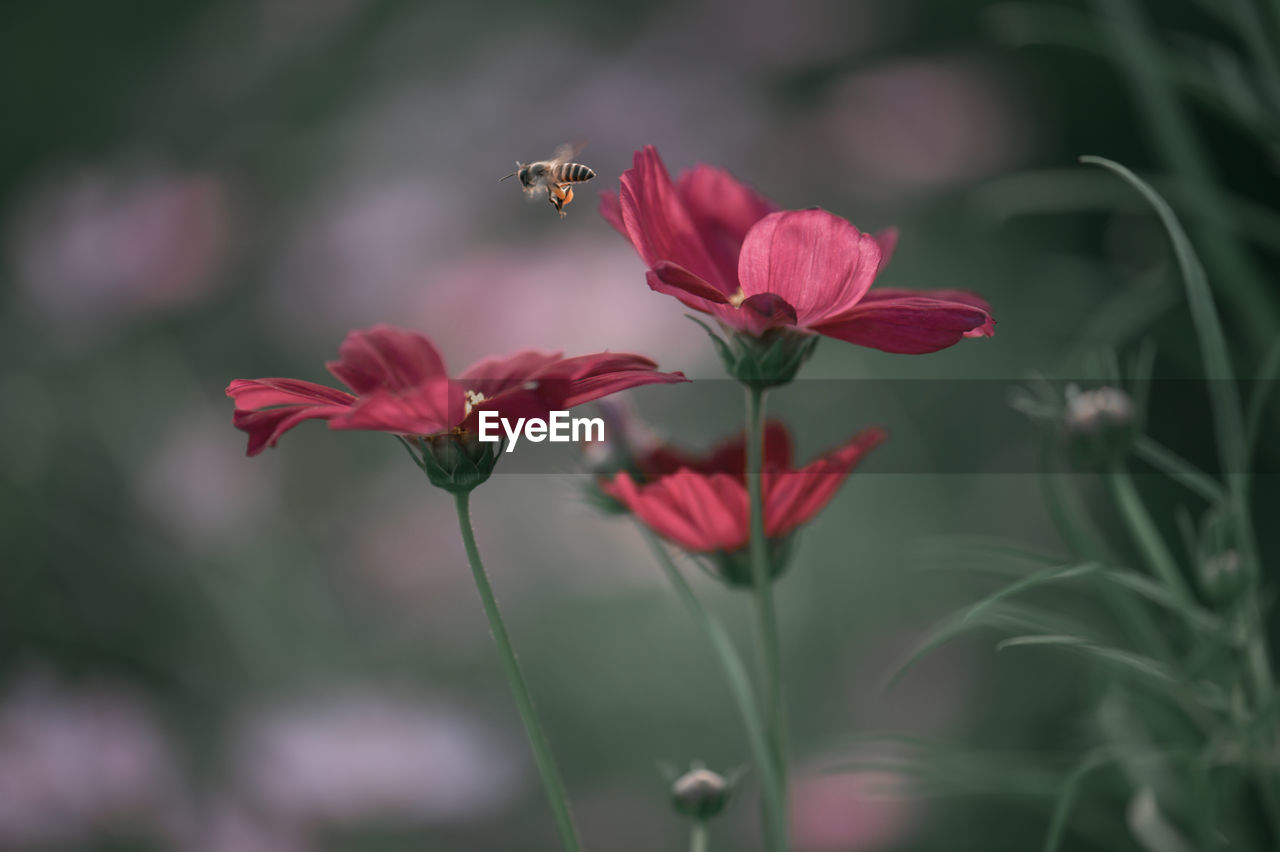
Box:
227 325 686 456
599 146 993 354
601 426 884 555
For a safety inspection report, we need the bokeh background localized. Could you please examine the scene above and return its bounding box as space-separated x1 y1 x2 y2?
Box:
3 0 1278 849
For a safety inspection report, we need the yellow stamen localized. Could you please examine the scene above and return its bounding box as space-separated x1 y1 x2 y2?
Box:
728 288 747 307
463 389 487 418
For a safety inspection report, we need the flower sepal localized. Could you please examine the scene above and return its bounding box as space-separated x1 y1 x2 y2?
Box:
692 317 819 390
581 482 630 515
416 432 501 494
708 535 795 587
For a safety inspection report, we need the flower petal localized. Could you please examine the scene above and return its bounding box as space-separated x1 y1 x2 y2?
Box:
598 190 625 236
460 353 688 432
332 379 464 436
225 379 355 456
606 472 747 552
738 293 799 335
763 428 885 536
874 227 899 271
226 378 355 411
857 287 990 311
648 262 732 310
549 354 689 409
642 421 794 477
325 325 449 395
618 147 735 296
812 294 994 354
675 164 776 287
738 210 883 326
461 350 566 397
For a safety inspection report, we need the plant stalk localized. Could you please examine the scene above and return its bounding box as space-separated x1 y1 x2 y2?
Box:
639 528 788 851
690 821 710 852
454 492 582 852
745 386 788 814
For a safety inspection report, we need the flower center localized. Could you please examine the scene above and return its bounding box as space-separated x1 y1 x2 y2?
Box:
463 389 487 418
728 288 747 308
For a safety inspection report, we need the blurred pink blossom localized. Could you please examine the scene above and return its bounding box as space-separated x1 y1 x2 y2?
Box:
267 178 468 344
172 801 313 852
696 0 895 69
230 691 523 825
814 59 1027 197
139 409 274 543
790 770 912 851
404 234 709 370
0 671 180 846
7 168 229 340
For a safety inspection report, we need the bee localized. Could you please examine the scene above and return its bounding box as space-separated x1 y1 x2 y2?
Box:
501 143 596 218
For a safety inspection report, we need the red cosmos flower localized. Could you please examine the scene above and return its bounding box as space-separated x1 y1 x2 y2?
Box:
226 325 687 456
601 426 885 559
600 146 993 355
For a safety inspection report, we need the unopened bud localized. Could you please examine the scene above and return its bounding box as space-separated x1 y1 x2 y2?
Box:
672 767 731 820
1199 549 1251 606
1063 386 1136 464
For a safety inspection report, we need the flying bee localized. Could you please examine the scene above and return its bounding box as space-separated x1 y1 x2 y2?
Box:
501 143 596 218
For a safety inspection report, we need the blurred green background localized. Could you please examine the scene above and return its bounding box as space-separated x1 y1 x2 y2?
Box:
3 0 1278 849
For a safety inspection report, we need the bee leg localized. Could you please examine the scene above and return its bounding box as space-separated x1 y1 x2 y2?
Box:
548 183 571 218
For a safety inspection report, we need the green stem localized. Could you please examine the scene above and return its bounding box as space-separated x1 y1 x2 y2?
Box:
1132 435 1225 505
690 821 710 852
1243 598 1280 835
1229 0 1280 111
639 529 788 852
1039 441 1170 661
453 492 582 852
745 386 788 817
1095 0 1278 354
1106 461 1195 608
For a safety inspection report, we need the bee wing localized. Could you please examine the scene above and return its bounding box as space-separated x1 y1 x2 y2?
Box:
549 140 586 166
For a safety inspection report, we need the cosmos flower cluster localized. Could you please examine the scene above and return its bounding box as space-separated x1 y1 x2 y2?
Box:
229 145 992 542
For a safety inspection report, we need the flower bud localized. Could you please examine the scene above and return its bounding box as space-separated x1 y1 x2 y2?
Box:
1198 548 1252 607
672 767 731 820
1062 386 1136 465
693 319 819 389
417 432 500 494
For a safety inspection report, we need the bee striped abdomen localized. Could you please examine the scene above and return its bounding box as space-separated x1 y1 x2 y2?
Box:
554 162 596 183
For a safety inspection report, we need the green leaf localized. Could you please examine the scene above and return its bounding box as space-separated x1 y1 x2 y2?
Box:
1079 157 1248 481
1106 461 1196 607
885 602 1101 691
1097 567 1226 637
972 169 1280 251
986 5 1280 140
961 562 1103 627
997 634 1180 688
1245 337 1280 460
824 732 1062 799
918 533 1227 637
912 534 1072 575
1043 750 1113 852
